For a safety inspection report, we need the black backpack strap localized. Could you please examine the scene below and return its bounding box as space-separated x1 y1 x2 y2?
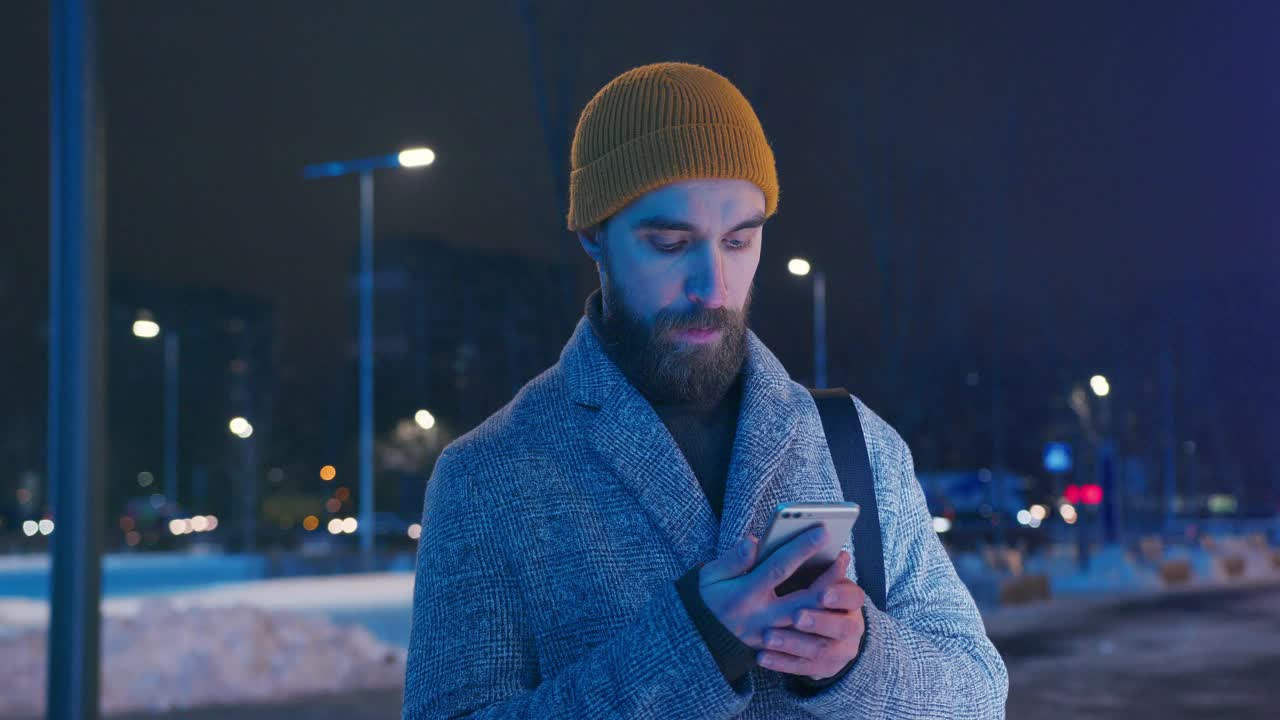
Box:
808 388 887 613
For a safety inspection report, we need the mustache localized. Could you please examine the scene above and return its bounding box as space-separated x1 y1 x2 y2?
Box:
655 306 739 332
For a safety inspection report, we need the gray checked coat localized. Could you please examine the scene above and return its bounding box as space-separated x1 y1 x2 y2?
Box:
403 314 1009 718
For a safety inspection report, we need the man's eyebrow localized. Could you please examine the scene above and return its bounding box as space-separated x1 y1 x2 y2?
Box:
632 212 767 234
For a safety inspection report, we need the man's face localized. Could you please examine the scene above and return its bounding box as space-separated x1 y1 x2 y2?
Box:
579 178 765 405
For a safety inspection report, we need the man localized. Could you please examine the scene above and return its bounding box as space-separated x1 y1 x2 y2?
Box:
403 61 1008 718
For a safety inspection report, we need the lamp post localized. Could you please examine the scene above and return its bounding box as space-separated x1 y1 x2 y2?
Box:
303 147 435 566
788 258 827 388
132 311 181 506
1090 374 1120 544
228 416 255 550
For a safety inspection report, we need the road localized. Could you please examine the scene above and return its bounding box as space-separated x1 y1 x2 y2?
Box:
993 581 1280 719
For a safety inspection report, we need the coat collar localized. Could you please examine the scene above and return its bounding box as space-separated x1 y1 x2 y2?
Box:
559 293 818 572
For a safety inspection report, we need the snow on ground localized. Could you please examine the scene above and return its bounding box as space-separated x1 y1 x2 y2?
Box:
0 573 416 717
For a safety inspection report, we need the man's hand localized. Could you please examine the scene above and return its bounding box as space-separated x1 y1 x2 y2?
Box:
697 525 866 681
759 550 866 681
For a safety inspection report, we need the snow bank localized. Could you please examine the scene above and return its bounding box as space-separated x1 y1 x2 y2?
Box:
0 573 417 716
0 600 406 717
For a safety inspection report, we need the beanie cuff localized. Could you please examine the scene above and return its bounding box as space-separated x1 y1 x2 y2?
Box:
566 122 779 232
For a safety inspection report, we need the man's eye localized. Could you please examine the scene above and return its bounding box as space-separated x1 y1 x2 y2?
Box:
654 242 684 253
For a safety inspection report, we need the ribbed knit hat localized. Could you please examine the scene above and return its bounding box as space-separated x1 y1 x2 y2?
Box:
566 62 779 232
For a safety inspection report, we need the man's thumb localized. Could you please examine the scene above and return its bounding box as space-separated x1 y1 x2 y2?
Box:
702 535 758 584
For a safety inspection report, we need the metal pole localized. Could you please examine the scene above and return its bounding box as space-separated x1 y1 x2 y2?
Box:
813 269 827 389
359 170 375 565
163 330 180 505
1160 339 1177 538
241 433 257 552
49 0 104 716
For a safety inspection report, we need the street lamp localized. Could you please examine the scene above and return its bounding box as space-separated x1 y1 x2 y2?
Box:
1090 374 1111 397
303 146 436 566
788 257 827 388
228 416 253 439
132 310 159 339
132 310 181 505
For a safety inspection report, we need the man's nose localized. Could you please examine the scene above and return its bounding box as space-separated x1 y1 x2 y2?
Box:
686 242 729 309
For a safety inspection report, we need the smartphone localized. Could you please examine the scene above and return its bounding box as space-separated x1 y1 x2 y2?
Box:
754 501 860 596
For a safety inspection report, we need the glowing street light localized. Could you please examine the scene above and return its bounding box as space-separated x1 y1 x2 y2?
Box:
787 258 812 276
398 147 436 168
132 310 160 339
1090 374 1110 397
414 409 436 430
228 417 253 439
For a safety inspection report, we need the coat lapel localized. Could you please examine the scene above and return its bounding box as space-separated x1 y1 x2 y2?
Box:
561 307 837 573
561 314 718 570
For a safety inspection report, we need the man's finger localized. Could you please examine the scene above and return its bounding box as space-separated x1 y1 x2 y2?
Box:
818 581 866 613
752 525 827 592
701 534 758 584
809 550 851 592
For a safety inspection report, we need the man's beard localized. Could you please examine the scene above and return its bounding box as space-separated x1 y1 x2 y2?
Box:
595 254 752 407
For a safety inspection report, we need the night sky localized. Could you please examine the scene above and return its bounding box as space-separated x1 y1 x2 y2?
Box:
2 2 1277 489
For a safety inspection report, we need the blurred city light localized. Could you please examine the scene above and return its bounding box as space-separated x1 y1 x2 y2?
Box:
132 310 160 339
931 517 951 533
414 409 436 430
22 520 38 537
1081 484 1103 505
341 517 358 534
1030 504 1049 521
1208 494 1238 514
1016 510 1032 526
320 465 337 481
1060 503 1079 524
397 146 436 168
407 523 422 540
124 531 140 547
327 518 343 535
168 516 217 535
229 416 253 438
137 471 154 487
38 519 54 535
787 258 811 276
325 498 341 513
1090 374 1111 397
303 515 319 531
1042 442 1072 473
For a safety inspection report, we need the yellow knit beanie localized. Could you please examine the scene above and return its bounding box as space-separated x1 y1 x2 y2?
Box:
566 62 780 232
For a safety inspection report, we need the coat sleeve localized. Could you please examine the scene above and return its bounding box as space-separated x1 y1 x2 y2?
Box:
782 399 1010 719
402 447 755 719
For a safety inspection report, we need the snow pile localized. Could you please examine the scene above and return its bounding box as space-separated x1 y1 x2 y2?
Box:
0 600 406 717
1049 544 1163 595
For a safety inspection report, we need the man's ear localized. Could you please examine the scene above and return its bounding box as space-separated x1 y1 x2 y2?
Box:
576 223 605 265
